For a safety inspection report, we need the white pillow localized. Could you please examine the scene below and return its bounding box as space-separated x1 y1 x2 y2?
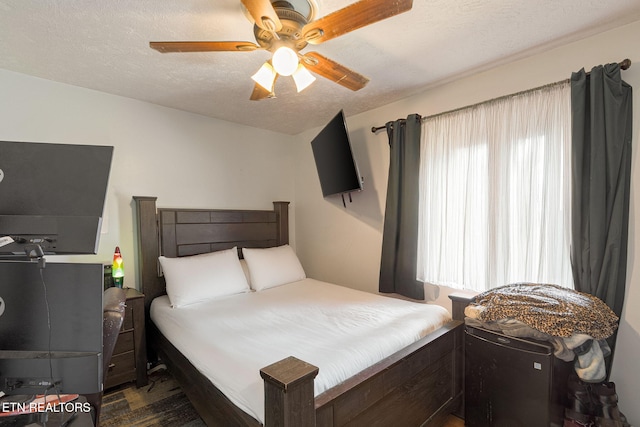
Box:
242 245 306 291
159 247 249 308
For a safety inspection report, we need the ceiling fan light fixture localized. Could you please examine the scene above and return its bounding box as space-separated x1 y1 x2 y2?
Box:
251 62 277 92
292 64 316 92
271 46 299 76
154 0 410 100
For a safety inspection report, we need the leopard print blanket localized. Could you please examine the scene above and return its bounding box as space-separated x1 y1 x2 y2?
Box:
469 283 618 340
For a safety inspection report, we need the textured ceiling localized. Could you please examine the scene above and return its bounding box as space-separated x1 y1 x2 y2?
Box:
1 0 640 135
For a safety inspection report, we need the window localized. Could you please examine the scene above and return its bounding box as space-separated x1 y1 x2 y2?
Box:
417 82 573 292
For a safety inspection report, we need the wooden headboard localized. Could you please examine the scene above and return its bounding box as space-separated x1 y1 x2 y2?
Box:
132 196 290 319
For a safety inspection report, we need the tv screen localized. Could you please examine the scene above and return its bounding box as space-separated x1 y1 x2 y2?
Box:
0 261 103 395
0 141 113 257
311 110 363 197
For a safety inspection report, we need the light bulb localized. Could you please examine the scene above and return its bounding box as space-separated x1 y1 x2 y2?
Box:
271 47 299 76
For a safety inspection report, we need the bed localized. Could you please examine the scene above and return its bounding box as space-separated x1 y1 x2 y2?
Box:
133 196 463 427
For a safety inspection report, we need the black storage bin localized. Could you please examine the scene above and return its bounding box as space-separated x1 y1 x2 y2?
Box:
465 325 573 427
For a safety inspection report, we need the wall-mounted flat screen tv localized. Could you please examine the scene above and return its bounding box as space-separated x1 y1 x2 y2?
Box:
310 110 363 198
0 141 113 257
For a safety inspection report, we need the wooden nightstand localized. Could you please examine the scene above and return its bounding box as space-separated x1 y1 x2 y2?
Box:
105 288 148 389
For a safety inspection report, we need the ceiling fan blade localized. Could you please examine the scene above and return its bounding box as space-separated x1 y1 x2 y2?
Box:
241 0 282 32
302 0 413 44
149 41 261 53
301 52 369 91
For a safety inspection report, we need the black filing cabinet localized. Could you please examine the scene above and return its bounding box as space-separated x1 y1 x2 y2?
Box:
465 325 573 427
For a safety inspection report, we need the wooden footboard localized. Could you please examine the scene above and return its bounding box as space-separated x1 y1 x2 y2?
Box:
317 320 463 427
261 320 463 427
133 196 464 427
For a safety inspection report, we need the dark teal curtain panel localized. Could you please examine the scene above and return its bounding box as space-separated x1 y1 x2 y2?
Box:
379 114 424 300
570 63 632 319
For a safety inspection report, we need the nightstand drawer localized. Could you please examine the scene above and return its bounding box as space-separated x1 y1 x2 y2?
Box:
113 330 134 355
108 351 135 375
105 351 136 389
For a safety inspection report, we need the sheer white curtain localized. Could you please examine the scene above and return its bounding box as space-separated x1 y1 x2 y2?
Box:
417 82 573 292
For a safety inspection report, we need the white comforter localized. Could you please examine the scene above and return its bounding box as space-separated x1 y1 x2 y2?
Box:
150 278 451 424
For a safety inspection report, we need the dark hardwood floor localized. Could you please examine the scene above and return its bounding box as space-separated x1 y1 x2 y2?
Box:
445 415 465 426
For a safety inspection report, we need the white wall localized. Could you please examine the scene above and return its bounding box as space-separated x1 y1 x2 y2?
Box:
0 68 297 287
293 20 640 424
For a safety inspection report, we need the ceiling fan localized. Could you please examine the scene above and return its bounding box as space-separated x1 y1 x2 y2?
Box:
149 0 413 100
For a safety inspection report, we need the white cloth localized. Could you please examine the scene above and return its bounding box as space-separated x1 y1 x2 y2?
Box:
151 278 451 424
417 82 573 292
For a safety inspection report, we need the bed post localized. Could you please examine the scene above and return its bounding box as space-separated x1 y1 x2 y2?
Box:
260 356 319 427
449 293 474 321
132 197 161 323
132 196 159 284
273 201 290 245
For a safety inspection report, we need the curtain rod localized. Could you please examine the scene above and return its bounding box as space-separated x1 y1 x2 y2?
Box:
370 58 632 134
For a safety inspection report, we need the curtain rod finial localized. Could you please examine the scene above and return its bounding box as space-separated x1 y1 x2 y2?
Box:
620 59 631 70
